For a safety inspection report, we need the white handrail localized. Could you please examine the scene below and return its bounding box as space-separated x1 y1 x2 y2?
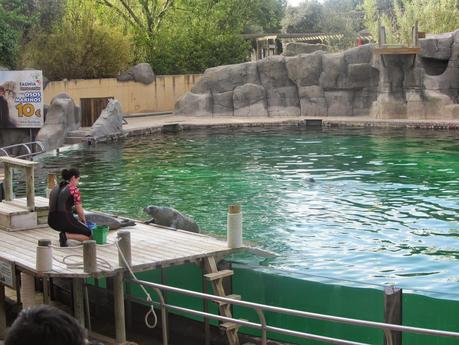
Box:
131 277 459 345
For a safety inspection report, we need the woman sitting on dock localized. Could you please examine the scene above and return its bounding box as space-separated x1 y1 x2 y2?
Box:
48 168 91 247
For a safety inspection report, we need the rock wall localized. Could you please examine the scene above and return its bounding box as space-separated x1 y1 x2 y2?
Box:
175 29 459 119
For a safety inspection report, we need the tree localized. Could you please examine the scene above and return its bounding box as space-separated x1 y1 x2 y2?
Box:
281 0 364 50
0 0 66 68
362 0 459 45
147 0 252 74
20 0 133 80
281 0 324 33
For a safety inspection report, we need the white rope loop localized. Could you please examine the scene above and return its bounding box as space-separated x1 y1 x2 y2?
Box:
50 236 158 329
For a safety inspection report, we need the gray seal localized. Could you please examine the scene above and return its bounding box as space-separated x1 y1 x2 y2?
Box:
143 205 200 233
84 211 135 230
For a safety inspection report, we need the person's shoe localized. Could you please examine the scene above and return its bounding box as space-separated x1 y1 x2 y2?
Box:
59 232 68 247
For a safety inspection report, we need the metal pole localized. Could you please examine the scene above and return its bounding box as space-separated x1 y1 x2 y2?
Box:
153 288 169 345
256 308 267 345
202 261 210 345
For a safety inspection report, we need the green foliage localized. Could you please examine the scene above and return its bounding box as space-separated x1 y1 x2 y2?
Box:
147 0 252 74
362 0 459 45
0 0 35 68
281 0 364 51
281 0 323 33
148 26 250 74
20 0 133 80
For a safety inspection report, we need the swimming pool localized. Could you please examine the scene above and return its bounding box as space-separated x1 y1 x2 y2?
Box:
35 127 459 297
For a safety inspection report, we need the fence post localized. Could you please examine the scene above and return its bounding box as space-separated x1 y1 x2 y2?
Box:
384 286 402 345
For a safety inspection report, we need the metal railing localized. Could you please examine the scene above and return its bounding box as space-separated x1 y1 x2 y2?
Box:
0 141 45 159
132 277 459 345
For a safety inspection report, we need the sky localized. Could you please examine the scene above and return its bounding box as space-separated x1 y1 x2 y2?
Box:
287 0 303 6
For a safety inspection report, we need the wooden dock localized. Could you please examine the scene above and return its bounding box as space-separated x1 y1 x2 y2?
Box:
0 222 236 279
0 156 245 345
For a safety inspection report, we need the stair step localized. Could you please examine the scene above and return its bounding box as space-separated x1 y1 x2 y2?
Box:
220 321 242 331
3 196 49 211
0 211 38 231
204 269 234 281
216 294 241 306
0 202 31 215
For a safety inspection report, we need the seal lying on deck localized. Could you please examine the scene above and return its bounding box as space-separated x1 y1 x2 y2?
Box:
84 211 135 230
143 205 200 233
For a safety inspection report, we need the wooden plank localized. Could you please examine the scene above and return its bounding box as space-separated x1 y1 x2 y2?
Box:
5 197 49 210
0 202 33 215
373 47 421 55
0 157 38 167
204 270 234 281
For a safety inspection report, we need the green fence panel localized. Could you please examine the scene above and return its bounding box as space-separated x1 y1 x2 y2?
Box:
233 266 384 345
403 293 459 345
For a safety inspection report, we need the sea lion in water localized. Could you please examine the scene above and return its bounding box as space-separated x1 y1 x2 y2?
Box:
84 211 135 230
143 205 200 233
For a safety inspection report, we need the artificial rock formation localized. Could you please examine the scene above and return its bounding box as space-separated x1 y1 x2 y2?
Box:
36 93 80 150
117 63 156 85
175 29 459 120
87 99 125 140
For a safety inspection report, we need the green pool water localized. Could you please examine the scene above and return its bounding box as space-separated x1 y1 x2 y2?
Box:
34 127 459 297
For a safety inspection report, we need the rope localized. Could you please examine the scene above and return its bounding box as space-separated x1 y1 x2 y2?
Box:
51 238 158 329
115 238 158 329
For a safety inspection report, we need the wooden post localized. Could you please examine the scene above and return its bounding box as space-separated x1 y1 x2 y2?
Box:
47 172 57 197
0 283 6 340
117 231 131 268
3 163 13 201
113 271 126 344
414 21 419 48
72 278 85 327
42 277 50 304
25 166 35 211
384 286 402 345
83 240 97 273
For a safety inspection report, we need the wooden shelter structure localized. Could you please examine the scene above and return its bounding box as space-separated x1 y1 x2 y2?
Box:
242 32 344 60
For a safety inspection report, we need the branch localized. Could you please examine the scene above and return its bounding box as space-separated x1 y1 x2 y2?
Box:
97 0 145 31
153 0 175 33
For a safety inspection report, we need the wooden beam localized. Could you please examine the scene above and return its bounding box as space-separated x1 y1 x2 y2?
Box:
373 47 421 55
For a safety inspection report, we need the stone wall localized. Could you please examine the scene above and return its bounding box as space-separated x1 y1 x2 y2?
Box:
175 29 459 120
